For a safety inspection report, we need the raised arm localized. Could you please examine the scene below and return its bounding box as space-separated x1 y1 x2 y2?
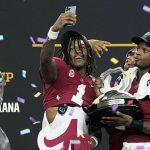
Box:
40 12 77 84
40 39 56 84
88 39 110 58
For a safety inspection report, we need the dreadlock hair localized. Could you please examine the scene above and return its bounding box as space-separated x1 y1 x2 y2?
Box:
58 31 96 75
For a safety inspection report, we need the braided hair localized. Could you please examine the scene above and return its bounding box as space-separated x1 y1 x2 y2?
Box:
58 31 96 75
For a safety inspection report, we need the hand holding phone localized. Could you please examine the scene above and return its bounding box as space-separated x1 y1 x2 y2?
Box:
65 6 77 26
51 6 77 31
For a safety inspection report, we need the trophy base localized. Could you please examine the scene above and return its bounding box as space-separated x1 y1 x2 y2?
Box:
87 105 143 127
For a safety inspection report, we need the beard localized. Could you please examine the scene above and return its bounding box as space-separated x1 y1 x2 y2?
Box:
135 63 150 71
71 64 86 70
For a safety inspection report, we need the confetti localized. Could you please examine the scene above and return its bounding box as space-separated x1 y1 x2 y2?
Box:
112 104 118 111
93 98 100 104
80 134 85 138
22 70 27 78
29 116 36 123
69 108 75 116
125 73 132 78
0 35 4 41
135 146 144 150
34 92 41 98
110 57 119 64
56 95 60 100
143 5 150 13
37 37 46 43
17 97 25 104
30 36 35 44
33 121 41 125
20 129 30 135
70 140 80 144
30 83 37 88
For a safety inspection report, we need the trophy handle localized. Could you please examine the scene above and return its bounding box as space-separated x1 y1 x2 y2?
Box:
100 67 131 93
100 67 124 79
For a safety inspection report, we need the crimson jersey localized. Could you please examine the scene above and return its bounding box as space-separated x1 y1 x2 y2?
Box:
124 79 150 143
109 77 150 150
40 57 97 110
109 79 139 150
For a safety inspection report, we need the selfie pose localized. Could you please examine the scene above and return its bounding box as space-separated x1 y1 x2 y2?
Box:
37 8 109 150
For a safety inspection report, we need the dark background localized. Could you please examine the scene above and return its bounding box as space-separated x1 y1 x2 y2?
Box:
0 0 150 149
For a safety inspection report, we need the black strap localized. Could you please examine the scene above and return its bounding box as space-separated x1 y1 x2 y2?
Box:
57 104 88 115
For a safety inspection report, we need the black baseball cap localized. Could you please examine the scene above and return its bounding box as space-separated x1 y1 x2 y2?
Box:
131 31 150 46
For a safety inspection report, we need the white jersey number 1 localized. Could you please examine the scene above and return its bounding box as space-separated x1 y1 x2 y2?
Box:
71 84 86 106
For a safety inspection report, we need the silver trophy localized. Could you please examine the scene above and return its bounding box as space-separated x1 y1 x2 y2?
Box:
0 128 11 150
0 72 11 150
100 67 133 94
88 67 141 127
0 72 6 104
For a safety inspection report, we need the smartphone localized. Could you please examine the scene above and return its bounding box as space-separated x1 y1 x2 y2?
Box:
65 6 76 14
65 6 77 26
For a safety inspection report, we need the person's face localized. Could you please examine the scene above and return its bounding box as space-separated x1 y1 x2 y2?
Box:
68 39 88 70
134 42 150 70
124 50 136 70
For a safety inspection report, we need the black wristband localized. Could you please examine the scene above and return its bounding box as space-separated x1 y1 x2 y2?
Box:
129 120 143 132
